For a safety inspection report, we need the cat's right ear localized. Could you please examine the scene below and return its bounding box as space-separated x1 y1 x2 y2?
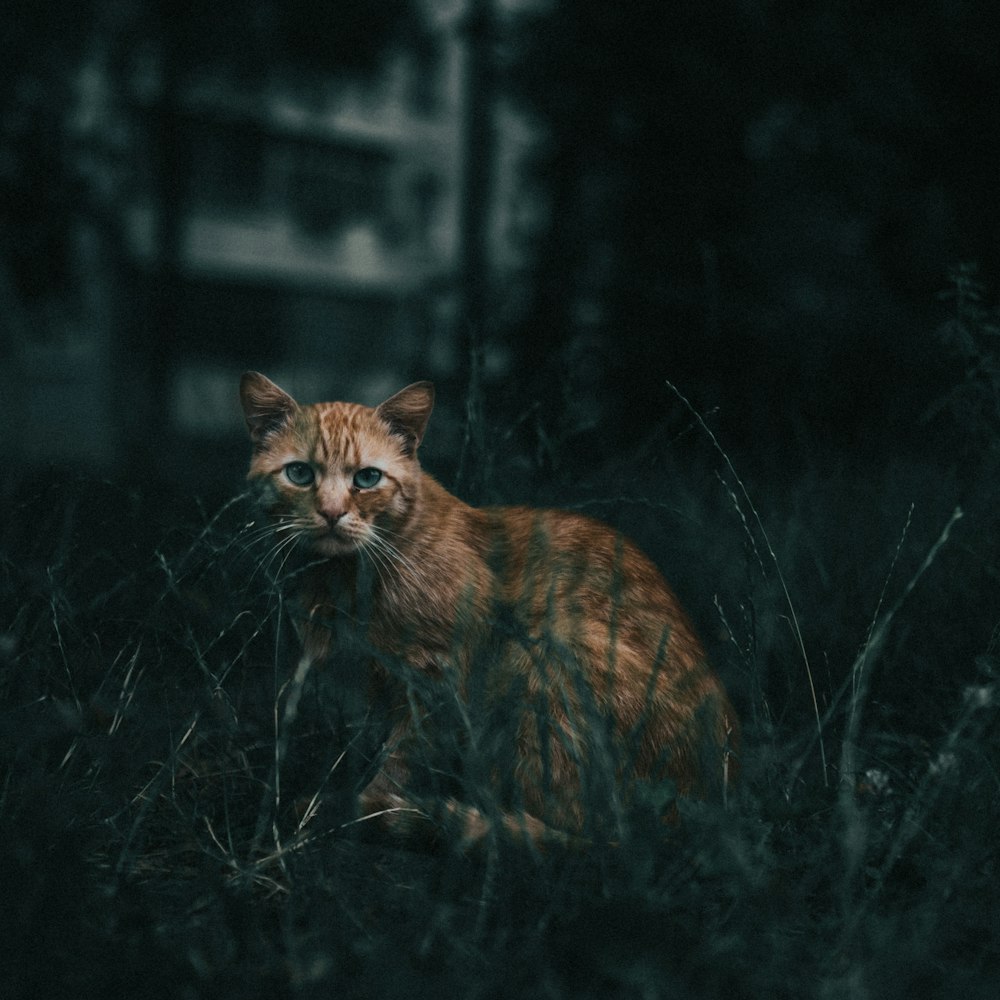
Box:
240 371 297 446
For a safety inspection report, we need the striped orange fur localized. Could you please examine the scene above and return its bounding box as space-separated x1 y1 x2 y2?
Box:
240 372 738 847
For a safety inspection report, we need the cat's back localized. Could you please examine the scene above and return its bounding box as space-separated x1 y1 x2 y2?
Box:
477 504 700 641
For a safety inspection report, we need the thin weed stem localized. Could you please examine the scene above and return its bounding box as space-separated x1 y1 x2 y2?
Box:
666 380 828 785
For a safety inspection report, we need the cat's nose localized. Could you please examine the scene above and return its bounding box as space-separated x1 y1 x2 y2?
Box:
318 506 347 525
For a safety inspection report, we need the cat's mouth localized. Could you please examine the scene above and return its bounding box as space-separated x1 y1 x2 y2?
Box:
311 525 363 557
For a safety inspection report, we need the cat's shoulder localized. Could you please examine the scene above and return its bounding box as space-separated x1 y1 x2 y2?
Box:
481 503 642 554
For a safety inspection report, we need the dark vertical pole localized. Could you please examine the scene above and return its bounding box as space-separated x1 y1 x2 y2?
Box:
455 0 495 499
458 0 494 337
518 0 578 379
136 0 188 475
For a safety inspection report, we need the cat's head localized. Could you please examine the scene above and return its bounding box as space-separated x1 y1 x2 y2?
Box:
239 372 434 557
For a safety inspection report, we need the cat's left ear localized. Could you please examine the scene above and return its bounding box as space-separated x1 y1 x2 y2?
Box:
376 381 434 454
240 371 298 446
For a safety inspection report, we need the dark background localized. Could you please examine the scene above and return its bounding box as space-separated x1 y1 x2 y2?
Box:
2 2 1000 997
3 0 998 479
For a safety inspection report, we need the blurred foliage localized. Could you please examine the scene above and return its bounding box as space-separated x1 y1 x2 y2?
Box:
498 0 1000 458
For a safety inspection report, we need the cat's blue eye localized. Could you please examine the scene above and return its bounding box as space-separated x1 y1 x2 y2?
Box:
353 467 382 489
284 462 315 486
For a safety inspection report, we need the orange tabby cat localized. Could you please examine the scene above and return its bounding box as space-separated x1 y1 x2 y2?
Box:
240 372 738 846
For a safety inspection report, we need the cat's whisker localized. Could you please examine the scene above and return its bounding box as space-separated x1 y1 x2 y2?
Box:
354 533 397 593
267 526 307 565
363 531 409 579
234 532 281 562
236 529 300 568
367 528 427 589
260 543 302 587
232 519 284 543
235 531 287 560
366 524 405 557
272 531 307 582
246 537 287 584
359 544 392 592
233 516 305 554
369 523 418 549
250 526 308 585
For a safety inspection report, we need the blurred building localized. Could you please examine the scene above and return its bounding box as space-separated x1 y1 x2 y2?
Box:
2 1 538 479
127 13 467 470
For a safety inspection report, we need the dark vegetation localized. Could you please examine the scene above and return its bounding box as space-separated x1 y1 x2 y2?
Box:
3 275 999 996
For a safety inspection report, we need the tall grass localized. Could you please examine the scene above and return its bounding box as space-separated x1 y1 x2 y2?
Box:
1 362 998 998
